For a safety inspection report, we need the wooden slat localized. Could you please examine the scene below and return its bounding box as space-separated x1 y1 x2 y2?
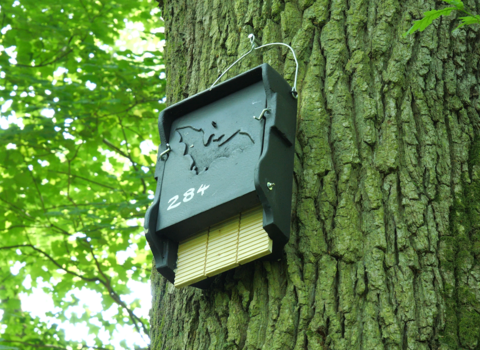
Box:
174 231 208 288
205 215 239 277
237 207 272 265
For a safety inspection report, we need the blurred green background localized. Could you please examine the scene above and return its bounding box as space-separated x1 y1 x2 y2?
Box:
0 0 165 349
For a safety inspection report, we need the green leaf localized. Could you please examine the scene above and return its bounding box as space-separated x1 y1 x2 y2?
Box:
443 0 464 10
454 15 480 30
404 7 456 37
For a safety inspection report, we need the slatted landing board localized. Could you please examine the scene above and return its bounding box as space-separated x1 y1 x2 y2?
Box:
174 207 272 288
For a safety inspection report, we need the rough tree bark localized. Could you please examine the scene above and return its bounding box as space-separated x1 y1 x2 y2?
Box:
149 0 480 349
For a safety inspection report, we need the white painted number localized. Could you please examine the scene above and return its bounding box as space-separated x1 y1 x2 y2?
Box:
166 184 210 211
197 184 210 196
167 195 181 211
183 188 195 202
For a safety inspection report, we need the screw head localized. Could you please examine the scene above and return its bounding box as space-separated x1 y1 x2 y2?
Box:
267 182 275 191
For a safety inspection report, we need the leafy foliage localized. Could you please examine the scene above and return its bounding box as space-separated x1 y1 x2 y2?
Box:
456 14 480 30
404 0 480 36
404 7 457 36
0 0 164 348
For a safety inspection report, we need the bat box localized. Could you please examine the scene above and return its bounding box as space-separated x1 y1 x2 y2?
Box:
144 63 297 288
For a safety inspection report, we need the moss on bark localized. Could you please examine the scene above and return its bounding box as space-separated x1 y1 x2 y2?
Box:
151 0 480 348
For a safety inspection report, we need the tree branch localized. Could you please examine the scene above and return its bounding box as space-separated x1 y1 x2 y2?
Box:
0 339 112 350
0 196 35 222
102 138 148 194
88 247 150 337
48 170 120 191
1 244 150 339
0 225 43 233
14 33 78 68
0 244 102 283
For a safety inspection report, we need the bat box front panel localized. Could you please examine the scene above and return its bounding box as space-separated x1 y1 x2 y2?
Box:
157 81 266 241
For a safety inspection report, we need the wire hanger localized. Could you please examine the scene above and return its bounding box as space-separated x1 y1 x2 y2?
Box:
209 33 299 99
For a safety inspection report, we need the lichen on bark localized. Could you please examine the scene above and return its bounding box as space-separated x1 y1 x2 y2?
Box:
150 0 480 349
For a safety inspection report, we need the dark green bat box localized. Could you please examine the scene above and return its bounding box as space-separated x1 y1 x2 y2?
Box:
144 63 297 287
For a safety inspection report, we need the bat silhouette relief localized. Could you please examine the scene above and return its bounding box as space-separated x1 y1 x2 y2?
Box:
176 125 255 174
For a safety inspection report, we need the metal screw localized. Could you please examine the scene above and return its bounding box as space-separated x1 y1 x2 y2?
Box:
267 182 275 191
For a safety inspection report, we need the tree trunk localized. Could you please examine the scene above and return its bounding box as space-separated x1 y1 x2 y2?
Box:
149 0 480 349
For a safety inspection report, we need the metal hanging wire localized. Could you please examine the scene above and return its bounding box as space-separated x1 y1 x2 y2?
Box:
209 34 299 99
